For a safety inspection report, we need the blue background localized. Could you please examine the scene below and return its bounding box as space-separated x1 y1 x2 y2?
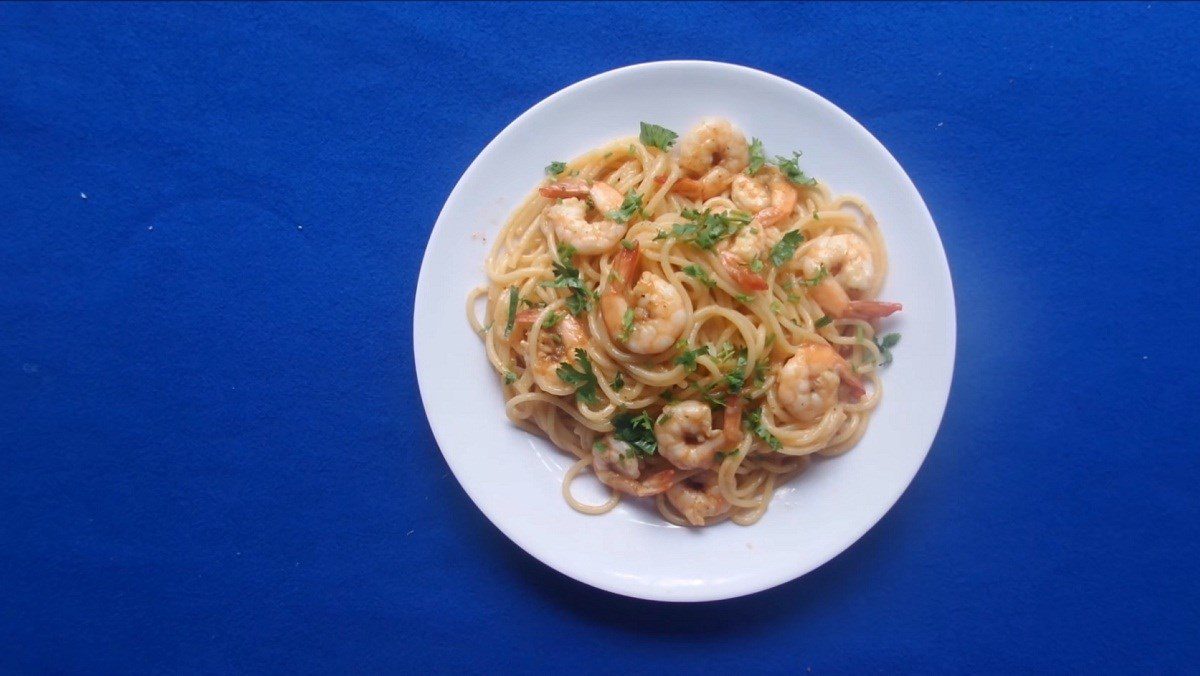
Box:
2 2 1197 672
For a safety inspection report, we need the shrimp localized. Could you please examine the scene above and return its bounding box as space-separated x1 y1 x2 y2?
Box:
676 118 750 177
654 401 726 470
799 233 902 320
515 309 589 388
716 176 799 291
666 472 730 526
776 343 865 422
592 436 679 497
540 179 628 255
600 241 686 354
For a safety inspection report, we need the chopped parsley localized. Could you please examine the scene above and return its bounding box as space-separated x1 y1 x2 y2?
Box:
770 300 783 314
607 191 643 224
673 341 709 373
503 371 517 385
504 286 519 337
747 408 782 450
874 333 901 367
556 348 600 405
749 257 764 273
545 161 566 176
541 310 562 329
655 208 751 250
620 308 634 341
543 244 593 315
774 151 817 186
621 239 636 250
639 122 678 151
724 348 749 393
613 410 657 457
683 264 717 288
800 265 829 287
612 372 625 391
768 230 805 267
815 315 833 329
734 293 755 304
747 137 766 175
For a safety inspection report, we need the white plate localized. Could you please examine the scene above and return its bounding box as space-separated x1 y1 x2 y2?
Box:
414 61 955 602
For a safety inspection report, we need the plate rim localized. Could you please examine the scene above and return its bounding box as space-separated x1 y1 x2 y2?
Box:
414 59 957 602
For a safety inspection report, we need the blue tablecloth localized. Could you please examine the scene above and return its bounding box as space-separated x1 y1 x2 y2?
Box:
3 3 1197 672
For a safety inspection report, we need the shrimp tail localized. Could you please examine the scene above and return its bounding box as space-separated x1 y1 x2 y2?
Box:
845 301 903 319
837 362 867 399
539 178 590 199
610 241 640 290
719 251 769 291
670 177 707 201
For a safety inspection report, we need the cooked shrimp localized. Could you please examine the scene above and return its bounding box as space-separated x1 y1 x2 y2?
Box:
749 177 798 230
799 233 902 319
592 436 678 497
515 310 589 388
654 401 726 470
666 472 730 526
600 242 686 354
676 118 750 176
540 179 628 255
776 343 865 422
731 174 771 212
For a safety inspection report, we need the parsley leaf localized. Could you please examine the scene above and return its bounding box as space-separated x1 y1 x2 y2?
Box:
607 191 643 224
613 411 657 457
874 333 901 367
724 348 748 393
504 286 519 337
612 372 625 391
639 122 678 151
556 348 600 405
673 342 709 373
769 230 805 267
545 161 566 176
815 315 833 329
662 209 751 250
774 151 817 186
543 244 593 315
503 371 517 385
747 137 766 175
749 258 764 273
682 264 717 288
747 408 782 450
734 293 755 304
541 310 562 329
620 308 634 341
800 265 829 287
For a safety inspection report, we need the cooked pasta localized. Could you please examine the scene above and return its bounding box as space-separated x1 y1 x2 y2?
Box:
467 118 902 527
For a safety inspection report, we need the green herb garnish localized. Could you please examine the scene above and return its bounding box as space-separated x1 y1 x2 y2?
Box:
724 348 749 393
541 310 562 329
673 342 709 373
503 371 517 385
658 208 751 250
747 137 766 175
774 151 817 186
607 191 643 224
620 308 634 341
747 408 782 450
800 265 829 287
639 122 678 151
682 264 717 288
815 315 833 329
556 348 600 405
874 333 901 367
612 372 625 391
504 286 519 337
543 244 593 315
545 161 566 177
749 258 764 273
769 230 805 267
613 410 657 457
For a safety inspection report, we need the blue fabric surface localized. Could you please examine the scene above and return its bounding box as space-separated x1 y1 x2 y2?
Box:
2 2 1198 672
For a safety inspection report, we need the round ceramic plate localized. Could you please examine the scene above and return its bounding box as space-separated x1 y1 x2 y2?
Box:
414 61 955 602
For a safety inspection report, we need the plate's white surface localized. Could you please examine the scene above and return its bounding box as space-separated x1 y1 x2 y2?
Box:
414 61 955 602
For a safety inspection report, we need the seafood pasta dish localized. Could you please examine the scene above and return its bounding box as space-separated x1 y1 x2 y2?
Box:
467 118 903 527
